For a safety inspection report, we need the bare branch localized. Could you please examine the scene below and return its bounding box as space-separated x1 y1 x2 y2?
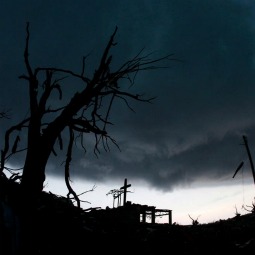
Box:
24 22 33 78
35 67 90 84
64 127 80 208
0 118 30 173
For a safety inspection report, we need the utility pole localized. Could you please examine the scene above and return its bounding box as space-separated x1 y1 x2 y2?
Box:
243 135 255 185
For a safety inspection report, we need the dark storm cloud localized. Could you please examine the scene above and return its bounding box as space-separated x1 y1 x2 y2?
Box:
1 0 255 190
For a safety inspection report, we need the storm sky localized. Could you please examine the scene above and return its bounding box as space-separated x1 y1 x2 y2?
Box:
1 0 255 199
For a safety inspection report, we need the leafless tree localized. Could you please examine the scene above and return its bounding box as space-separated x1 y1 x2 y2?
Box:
0 23 173 206
188 214 200 225
234 205 241 217
242 198 255 214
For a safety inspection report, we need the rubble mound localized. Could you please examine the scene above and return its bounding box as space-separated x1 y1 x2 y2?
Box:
0 178 255 254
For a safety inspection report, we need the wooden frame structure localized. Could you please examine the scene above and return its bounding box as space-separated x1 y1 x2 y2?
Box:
105 179 173 225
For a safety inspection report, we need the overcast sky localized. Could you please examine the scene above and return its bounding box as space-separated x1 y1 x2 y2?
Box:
1 0 255 223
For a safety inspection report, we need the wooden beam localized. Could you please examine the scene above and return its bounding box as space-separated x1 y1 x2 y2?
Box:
120 178 131 206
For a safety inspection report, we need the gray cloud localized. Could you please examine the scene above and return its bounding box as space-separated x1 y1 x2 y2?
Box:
1 0 255 191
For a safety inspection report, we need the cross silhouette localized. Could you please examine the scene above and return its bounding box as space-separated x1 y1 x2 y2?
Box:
120 178 131 206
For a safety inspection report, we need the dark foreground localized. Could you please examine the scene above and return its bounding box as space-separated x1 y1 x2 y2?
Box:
0 182 255 254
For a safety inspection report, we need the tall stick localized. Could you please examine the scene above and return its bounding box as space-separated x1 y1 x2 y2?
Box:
243 135 255 185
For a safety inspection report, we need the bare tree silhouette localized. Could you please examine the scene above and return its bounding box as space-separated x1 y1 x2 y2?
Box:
242 197 255 214
188 214 200 225
0 23 173 206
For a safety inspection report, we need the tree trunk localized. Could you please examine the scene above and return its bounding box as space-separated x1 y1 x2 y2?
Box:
21 142 48 195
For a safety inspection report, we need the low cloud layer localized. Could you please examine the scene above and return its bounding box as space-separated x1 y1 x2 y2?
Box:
1 0 255 191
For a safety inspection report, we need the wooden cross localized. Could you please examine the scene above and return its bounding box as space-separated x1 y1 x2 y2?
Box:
120 178 131 206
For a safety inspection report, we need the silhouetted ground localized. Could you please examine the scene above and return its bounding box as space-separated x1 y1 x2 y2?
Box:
0 178 255 254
